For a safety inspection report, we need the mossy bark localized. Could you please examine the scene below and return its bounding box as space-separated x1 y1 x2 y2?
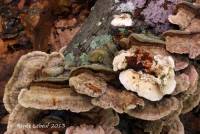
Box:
62 0 115 62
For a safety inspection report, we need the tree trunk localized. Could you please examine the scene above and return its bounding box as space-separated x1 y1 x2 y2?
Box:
62 0 115 59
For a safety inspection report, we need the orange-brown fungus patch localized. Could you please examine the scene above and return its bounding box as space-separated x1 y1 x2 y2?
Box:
126 49 153 73
85 83 102 93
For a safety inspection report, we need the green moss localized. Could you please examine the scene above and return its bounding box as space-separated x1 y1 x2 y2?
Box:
88 47 114 67
89 48 108 63
118 28 129 35
73 43 80 49
80 53 89 65
90 35 113 49
64 52 75 67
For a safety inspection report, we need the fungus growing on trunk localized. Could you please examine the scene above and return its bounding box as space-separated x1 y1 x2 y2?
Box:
111 13 133 27
113 48 176 101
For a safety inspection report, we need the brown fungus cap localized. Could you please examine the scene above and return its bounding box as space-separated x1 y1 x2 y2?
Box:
125 97 180 121
176 65 199 102
118 33 165 50
168 2 200 32
129 45 169 56
168 2 197 30
5 105 119 134
142 100 183 134
144 120 164 134
3 51 49 113
165 2 200 59
164 32 200 59
181 77 200 114
173 73 190 95
34 52 67 82
185 18 200 33
69 71 108 97
40 52 65 77
162 117 184 134
173 55 189 71
126 45 189 71
129 45 188 71
144 117 184 134
196 0 200 4
128 33 165 45
97 109 119 127
184 65 199 95
18 84 94 113
3 51 65 113
175 2 200 14
5 104 46 134
69 64 114 77
92 86 144 113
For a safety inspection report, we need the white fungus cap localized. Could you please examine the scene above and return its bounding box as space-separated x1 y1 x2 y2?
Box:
111 13 133 27
114 50 176 101
112 50 133 71
119 69 163 101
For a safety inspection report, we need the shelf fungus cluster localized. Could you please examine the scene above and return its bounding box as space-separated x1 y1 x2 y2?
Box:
165 2 200 59
113 48 176 101
2 1 200 134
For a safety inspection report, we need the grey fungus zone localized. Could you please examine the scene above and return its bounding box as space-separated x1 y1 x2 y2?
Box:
91 86 144 113
144 117 184 134
126 97 181 121
5 105 120 134
3 51 49 113
3 0 200 134
3 51 65 113
18 85 94 112
5 104 44 134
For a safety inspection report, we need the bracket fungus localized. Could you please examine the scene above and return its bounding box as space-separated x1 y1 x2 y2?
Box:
5 104 44 134
168 2 197 30
168 2 200 31
181 66 200 114
111 13 133 27
91 86 144 113
164 31 200 59
18 84 94 112
144 117 184 134
69 72 108 97
3 51 49 113
165 2 200 59
5 104 120 134
3 51 65 113
113 48 176 101
69 68 144 113
184 65 199 95
3 0 200 134
162 117 184 134
173 73 190 95
41 52 65 77
182 82 200 114
6 104 119 134
173 56 189 71
126 97 181 121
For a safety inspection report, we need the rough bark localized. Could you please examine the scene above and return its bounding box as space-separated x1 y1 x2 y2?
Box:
62 0 115 61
